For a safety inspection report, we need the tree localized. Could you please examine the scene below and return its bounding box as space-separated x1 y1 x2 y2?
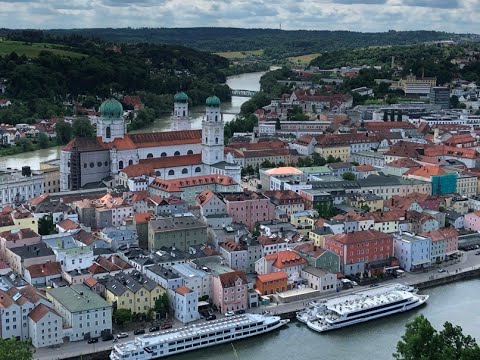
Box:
394 315 480 360
154 293 170 318
72 118 94 138
16 138 33 152
113 308 132 326
37 132 50 149
55 120 72 145
342 172 356 181
0 338 32 360
38 214 55 235
275 118 281 130
326 155 336 163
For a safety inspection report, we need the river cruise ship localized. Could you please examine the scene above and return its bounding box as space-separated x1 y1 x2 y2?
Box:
306 286 428 332
110 314 289 360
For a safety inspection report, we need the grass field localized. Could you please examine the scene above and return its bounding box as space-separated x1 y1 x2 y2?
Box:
288 53 321 65
0 39 86 58
214 49 264 59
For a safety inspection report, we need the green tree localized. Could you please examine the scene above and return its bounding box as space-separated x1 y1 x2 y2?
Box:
55 120 72 145
342 172 356 181
326 155 336 163
38 214 55 235
16 138 33 152
72 118 94 138
312 153 327 166
113 308 132 326
154 293 170 318
37 132 50 149
0 338 32 360
394 315 480 360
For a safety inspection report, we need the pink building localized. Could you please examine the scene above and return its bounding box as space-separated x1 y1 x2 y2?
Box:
255 250 307 278
464 211 480 231
212 271 248 313
220 192 275 231
0 228 41 261
422 228 459 256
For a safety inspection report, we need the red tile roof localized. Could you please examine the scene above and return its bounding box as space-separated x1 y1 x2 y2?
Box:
218 271 248 288
405 164 447 177
57 219 80 231
355 165 376 172
133 212 153 224
83 276 98 288
149 175 237 193
26 262 62 278
256 271 288 283
175 286 193 295
327 229 392 245
0 228 40 241
264 250 307 269
121 154 202 177
421 228 459 242
28 304 58 323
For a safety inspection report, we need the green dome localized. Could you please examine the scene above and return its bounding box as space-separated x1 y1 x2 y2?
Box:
99 98 123 119
174 92 189 103
205 95 221 107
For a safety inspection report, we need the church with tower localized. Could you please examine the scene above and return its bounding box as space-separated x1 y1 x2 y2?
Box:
60 93 241 191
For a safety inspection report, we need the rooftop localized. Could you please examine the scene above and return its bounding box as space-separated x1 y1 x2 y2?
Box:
47 284 111 313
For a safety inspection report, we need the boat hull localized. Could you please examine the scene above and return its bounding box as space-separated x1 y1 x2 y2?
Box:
307 295 428 333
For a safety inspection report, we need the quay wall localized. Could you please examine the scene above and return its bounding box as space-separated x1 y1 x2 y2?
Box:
409 268 480 290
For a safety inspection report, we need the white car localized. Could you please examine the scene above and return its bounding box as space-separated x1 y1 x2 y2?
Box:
117 333 129 339
224 311 235 317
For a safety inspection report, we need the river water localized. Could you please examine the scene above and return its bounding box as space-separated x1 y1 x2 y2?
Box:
170 280 480 360
0 71 265 170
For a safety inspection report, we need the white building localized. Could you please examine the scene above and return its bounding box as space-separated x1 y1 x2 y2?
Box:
47 285 112 342
171 263 211 298
171 286 200 324
393 232 431 272
43 233 94 272
301 266 336 292
0 170 44 206
28 304 63 348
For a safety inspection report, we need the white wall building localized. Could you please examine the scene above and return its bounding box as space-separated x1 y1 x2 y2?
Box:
393 232 431 272
171 286 200 324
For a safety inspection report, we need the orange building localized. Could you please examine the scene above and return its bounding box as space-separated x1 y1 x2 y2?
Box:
255 271 288 296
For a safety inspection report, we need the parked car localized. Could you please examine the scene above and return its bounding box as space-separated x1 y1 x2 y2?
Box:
160 323 173 330
102 334 114 341
438 268 446 273
369 284 379 288
87 338 98 344
133 329 145 335
117 333 129 339
475 251 480 256
206 314 217 321
236 309 246 315
149 326 160 332
224 311 235 317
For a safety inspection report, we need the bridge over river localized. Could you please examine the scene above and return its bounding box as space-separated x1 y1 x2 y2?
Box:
231 89 259 97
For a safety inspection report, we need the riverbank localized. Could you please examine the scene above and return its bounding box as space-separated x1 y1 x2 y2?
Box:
0 141 58 158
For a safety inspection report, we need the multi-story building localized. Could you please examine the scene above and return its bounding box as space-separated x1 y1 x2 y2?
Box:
148 217 208 251
429 86 450 109
393 232 432 272
357 175 432 200
43 233 94 272
212 271 248 313
263 190 306 220
255 271 288 296
0 208 39 233
0 169 44 206
220 240 248 274
4 243 56 276
255 250 307 278
28 304 63 348
301 266 337 293
324 230 394 275
171 286 199 324
144 265 183 291
293 243 340 274
171 263 211 298
422 228 459 259
98 226 138 251
46 285 112 342
0 228 41 260
391 74 437 96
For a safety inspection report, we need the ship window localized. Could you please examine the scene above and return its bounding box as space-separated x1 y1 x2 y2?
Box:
89 162 94 168
97 162 102 167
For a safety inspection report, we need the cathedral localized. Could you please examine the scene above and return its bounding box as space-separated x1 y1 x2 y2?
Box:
60 93 241 191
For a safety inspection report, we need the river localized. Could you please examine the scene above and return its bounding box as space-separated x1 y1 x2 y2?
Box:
169 280 480 360
0 71 265 170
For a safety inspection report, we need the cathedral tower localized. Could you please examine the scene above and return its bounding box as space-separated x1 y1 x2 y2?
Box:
171 92 191 131
96 98 125 143
202 95 224 165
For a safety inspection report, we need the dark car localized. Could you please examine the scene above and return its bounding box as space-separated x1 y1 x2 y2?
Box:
87 338 98 344
102 334 114 341
149 326 160 332
369 284 379 288
206 314 217 321
133 329 145 335
236 309 246 315
160 323 173 330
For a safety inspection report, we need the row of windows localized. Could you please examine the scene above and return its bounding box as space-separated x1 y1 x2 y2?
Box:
84 161 109 169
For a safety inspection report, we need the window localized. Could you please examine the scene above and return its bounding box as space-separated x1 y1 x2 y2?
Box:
195 167 201 173
129 159 133 166
97 161 102 167
215 137 219 144
174 151 180 156
119 161 124 170
106 126 111 139
161 152 167 157
182 168 188 174
104 161 109 166
187 150 193 155
168 170 175 176
147 153 153 158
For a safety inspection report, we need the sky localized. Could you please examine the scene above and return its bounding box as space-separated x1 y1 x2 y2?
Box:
0 0 478 34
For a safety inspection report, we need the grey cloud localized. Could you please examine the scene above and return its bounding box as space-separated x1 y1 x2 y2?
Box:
332 0 387 4
402 0 461 9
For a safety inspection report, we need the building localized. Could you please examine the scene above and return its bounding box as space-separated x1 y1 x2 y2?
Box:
98 226 138 251
28 304 63 348
42 233 94 272
148 217 208 251
212 271 248 313
293 243 340 273
301 266 336 293
255 250 307 279
220 240 248 273
393 232 431 272
172 286 199 324
61 95 240 191
171 263 211 298
463 211 480 231
324 230 394 275
46 285 112 342
0 228 41 260
144 265 183 291
391 74 437 96
429 87 450 109
0 169 45 206
24 262 62 287
4 243 56 276
255 271 288 296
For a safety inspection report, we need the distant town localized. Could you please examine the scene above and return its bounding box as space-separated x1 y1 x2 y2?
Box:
1 30 480 360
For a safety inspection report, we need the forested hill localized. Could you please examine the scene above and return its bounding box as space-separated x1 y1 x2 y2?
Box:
0 32 231 123
41 28 473 59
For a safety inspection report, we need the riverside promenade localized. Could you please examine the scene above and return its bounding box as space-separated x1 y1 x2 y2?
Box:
34 250 480 360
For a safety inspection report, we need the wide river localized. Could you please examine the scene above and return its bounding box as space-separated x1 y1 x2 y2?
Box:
0 71 265 170
171 280 480 360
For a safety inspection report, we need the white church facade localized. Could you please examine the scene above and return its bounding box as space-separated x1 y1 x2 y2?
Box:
60 93 240 191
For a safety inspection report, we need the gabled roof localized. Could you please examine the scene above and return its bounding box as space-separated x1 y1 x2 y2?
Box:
26 262 62 278
121 154 202 178
264 250 307 269
28 304 59 323
218 271 248 288
150 175 237 192
257 271 288 283
175 286 193 295
0 228 39 241
421 228 459 242
327 229 392 245
57 218 80 231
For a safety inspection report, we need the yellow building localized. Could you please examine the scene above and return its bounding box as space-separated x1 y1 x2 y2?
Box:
0 209 39 233
308 227 333 247
104 273 165 314
40 161 61 194
314 145 350 162
290 210 317 235
347 194 384 212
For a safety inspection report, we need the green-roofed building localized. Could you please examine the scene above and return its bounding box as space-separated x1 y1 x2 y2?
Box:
47 284 112 341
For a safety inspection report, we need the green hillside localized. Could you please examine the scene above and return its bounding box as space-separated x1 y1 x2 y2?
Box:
0 39 86 58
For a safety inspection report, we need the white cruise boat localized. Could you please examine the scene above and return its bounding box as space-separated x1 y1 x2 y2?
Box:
306 287 428 333
296 302 327 323
110 314 289 360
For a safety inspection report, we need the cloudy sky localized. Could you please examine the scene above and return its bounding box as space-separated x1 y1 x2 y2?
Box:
0 0 478 33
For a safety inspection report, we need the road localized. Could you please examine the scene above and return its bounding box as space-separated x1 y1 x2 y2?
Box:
33 250 480 360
